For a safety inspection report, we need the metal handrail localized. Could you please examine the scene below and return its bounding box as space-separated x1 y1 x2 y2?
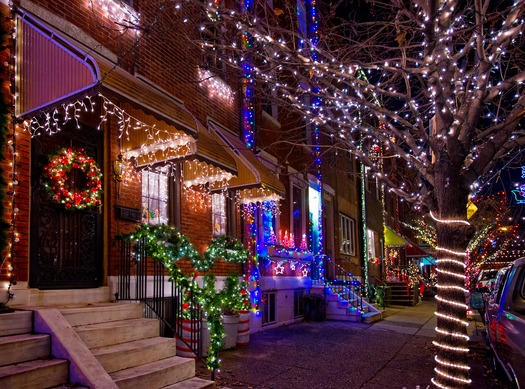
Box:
324 258 363 311
116 237 203 358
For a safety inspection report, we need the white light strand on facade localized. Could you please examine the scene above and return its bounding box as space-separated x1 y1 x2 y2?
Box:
88 0 139 29
123 141 193 160
197 68 235 104
183 160 233 187
28 97 96 136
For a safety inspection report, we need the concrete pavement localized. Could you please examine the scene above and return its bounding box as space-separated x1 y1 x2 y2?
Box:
196 300 504 389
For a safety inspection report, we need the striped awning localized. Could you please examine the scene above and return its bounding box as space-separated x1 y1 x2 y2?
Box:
16 13 197 135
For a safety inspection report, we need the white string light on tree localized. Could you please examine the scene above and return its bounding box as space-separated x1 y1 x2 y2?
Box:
430 211 472 388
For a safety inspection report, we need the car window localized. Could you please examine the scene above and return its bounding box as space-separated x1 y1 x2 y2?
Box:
495 268 510 302
511 266 525 314
481 270 499 280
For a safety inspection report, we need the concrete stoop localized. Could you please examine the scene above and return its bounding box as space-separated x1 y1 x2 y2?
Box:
325 289 383 323
0 304 215 389
0 310 70 389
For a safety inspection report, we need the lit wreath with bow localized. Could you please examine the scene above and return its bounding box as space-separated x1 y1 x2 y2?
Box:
43 148 103 211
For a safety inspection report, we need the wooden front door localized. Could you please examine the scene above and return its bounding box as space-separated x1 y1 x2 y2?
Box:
30 125 103 289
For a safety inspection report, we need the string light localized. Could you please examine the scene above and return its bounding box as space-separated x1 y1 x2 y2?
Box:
433 368 472 384
434 355 470 370
430 211 471 226
87 0 139 30
197 68 235 104
435 327 470 340
435 247 467 257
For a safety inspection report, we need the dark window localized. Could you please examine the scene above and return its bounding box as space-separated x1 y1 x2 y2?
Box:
294 289 304 318
262 292 276 325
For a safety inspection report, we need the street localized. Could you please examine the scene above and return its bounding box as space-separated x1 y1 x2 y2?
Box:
197 301 505 389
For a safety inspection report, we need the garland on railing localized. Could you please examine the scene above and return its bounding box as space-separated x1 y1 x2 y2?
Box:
117 224 250 370
201 234 249 269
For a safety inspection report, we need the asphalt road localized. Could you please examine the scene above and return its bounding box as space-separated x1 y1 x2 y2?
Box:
196 300 507 389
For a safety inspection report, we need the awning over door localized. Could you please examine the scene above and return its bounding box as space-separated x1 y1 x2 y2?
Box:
16 14 196 133
406 243 430 257
182 123 237 187
209 123 285 202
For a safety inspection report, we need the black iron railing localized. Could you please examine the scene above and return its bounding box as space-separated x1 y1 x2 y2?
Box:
116 237 203 357
325 258 363 311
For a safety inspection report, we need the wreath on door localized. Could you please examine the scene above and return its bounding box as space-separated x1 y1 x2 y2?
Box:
43 147 103 211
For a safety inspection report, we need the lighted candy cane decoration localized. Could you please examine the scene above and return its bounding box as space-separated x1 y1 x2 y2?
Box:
429 211 472 388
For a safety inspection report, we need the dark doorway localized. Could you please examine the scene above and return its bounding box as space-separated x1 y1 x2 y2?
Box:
30 124 103 289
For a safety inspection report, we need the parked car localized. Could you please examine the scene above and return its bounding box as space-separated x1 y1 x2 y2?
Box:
484 258 525 388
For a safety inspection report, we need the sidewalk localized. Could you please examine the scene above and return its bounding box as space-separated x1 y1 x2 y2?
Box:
196 300 503 389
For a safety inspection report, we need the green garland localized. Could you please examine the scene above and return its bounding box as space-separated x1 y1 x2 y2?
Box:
118 224 250 371
220 275 250 315
124 224 201 265
203 235 250 269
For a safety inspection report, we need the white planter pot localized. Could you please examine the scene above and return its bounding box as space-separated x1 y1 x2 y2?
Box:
222 314 240 350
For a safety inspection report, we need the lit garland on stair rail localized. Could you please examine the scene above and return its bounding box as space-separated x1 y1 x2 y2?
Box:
117 224 249 371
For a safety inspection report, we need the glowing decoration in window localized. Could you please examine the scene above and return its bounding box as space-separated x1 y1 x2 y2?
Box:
212 193 227 236
292 186 303 248
262 205 276 244
308 186 321 254
142 170 169 225
367 228 377 259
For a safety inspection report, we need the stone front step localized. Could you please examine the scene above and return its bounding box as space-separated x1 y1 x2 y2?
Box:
362 311 383 324
0 333 50 366
66 303 213 388
110 356 195 389
163 376 216 389
0 310 32 337
92 337 178 373
326 313 361 322
74 317 159 349
61 303 143 327
0 359 68 389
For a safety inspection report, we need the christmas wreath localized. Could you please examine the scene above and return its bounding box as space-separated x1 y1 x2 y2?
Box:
43 148 103 211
